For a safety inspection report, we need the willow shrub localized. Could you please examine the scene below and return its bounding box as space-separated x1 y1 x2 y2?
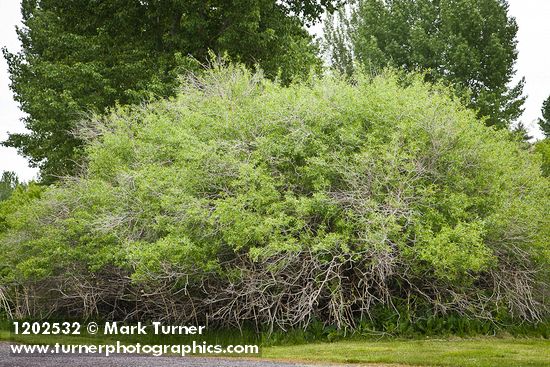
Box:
1 65 548 328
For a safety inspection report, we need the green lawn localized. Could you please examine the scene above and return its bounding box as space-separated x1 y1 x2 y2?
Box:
262 338 550 367
1 328 548 367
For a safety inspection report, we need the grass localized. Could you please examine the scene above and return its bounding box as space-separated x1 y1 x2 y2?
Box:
1 324 548 367
262 338 550 367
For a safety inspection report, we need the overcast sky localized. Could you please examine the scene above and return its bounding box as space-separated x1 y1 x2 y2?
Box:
1 0 550 182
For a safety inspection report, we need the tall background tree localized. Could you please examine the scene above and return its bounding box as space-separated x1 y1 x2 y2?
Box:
0 171 19 202
324 0 525 129
535 95 550 177
3 0 341 182
538 95 550 138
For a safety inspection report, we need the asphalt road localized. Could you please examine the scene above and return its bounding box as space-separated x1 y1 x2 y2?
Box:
0 343 313 367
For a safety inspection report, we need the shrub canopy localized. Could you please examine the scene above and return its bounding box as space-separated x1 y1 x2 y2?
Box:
0 66 548 327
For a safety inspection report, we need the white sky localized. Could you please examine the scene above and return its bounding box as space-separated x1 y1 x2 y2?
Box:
0 0 38 181
1 0 550 182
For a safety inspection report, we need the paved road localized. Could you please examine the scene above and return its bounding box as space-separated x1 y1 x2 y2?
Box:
0 343 318 367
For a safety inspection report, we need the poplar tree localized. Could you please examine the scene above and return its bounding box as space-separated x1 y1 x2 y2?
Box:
325 0 525 129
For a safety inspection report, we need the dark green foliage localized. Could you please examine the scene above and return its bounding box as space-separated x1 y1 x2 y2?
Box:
265 311 549 344
511 121 532 145
352 307 547 338
325 0 525 129
3 0 340 181
530 97 550 177
0 66 547 328
534 139 550 177
0 172 19 202
539 95 550 137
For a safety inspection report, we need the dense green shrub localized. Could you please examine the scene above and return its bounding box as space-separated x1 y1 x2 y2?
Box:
0 65 548 328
